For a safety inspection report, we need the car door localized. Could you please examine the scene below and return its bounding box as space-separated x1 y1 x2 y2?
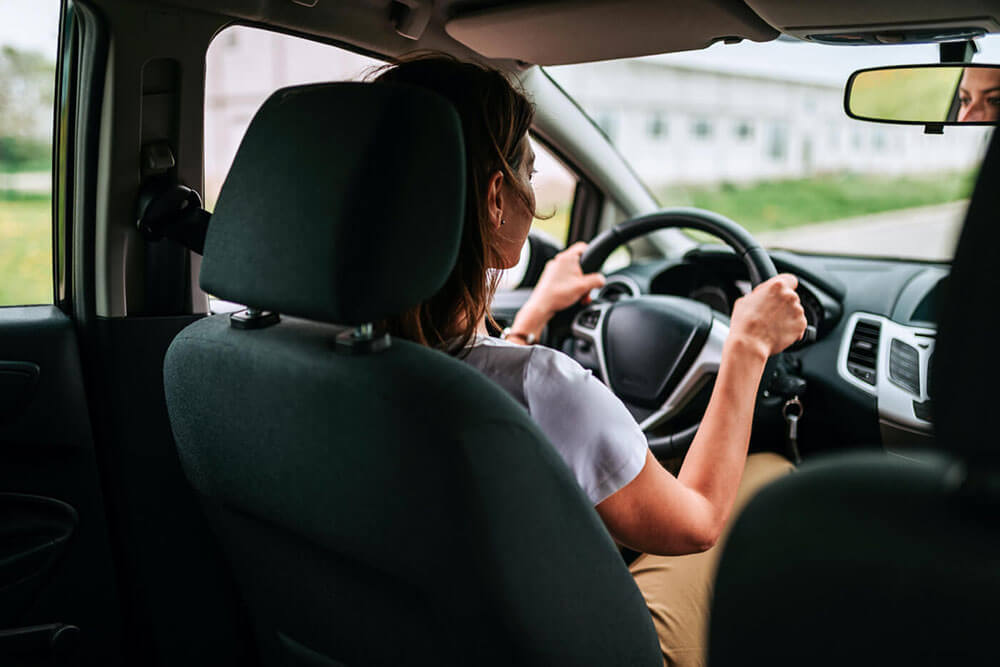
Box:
0 1 123 665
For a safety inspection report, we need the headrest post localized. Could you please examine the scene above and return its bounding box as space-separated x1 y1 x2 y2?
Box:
230 308 281 330
335 323 391 355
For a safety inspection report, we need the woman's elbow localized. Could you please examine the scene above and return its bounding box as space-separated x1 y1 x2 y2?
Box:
685 527 720 554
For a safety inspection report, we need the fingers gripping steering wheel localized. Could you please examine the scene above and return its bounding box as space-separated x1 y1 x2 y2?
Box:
565 208 778 459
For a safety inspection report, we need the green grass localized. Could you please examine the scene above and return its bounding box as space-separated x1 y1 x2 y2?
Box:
657 169 977 236
0 158 50 173
0 196 52 306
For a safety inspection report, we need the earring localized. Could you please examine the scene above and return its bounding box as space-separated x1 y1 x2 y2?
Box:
500 219 506 226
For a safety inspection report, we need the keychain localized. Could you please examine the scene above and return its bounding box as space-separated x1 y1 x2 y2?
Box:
782 396 804 465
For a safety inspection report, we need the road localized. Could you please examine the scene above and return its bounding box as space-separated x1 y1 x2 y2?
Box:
755 201 968 261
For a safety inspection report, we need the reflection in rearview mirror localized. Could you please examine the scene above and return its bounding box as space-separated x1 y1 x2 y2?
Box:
846 64 1000 125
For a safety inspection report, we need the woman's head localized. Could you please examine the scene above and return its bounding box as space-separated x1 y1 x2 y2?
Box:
372 53 537 351
958 67 1000 122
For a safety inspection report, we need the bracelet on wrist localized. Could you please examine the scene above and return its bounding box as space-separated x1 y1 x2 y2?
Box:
501 327 536 345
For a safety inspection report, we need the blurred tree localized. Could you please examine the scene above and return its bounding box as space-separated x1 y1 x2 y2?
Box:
0 45 54 171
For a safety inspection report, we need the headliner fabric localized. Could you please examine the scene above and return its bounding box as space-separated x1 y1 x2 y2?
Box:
200 82 465 325
932 128 1000 460
164 315 662 665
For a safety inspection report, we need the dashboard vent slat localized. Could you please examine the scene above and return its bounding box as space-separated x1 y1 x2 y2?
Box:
847 319 881 385
889 338 920 395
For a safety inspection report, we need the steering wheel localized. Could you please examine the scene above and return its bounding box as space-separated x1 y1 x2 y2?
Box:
564 208 778 459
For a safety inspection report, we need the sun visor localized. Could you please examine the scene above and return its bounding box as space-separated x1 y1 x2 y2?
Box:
445 0 778 66
744 0 1000 44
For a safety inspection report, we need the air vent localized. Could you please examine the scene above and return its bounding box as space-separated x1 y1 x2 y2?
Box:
599 278 639 302
846 319 881 385
889 339 920 395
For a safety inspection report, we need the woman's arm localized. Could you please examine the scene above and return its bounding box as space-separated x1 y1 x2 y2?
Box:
596 275 806 555
505 242 605 344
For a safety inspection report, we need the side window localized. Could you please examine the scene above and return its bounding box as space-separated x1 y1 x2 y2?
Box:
529 138 576 245
204 26 382 208
0 1 58 306
497 138 578 291
206 32 579 294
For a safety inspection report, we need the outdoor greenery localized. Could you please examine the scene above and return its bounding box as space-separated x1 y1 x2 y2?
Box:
0 196 51 306
1 169 977 307
0 44 55 305
658 169 978 235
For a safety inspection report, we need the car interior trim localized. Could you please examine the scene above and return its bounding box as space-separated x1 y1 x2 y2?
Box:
837 311 936 433
636 317 729 433
445 0 778 66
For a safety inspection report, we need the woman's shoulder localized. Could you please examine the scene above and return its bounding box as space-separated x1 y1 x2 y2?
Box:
463 336 593 402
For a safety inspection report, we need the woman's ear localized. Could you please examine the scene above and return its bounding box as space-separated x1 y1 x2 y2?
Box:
486 170 505 229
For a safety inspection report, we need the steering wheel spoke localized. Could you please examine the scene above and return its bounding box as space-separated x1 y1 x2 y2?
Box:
570 301 613 385
637 317 728 433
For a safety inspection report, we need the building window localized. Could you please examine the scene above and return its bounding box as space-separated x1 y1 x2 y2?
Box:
734 120 754 140
767 123 788 161
647 112 668 139
692 118 713 139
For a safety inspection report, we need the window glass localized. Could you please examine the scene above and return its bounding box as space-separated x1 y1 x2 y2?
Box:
548 37 1000 261
0 0 58 306
204 26 382 208
497 138 578 291
207 30 578 294
528 138 576 245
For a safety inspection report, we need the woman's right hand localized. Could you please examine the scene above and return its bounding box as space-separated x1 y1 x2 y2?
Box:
728 274 808 359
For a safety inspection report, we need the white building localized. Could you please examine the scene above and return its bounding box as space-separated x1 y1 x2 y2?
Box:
550 59 988 188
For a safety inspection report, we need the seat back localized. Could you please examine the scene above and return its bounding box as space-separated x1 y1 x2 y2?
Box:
707 129 1000 664
164 82 660 666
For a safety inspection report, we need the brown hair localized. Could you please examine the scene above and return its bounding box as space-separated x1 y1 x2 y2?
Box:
371 53 535 354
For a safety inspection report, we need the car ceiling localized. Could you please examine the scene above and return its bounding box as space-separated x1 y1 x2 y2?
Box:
124 0 1000 65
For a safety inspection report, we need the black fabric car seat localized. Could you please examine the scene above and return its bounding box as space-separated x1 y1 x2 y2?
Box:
707 128 1000 665
163 82 661 666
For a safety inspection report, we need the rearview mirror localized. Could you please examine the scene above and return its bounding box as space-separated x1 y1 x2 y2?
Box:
845 64 1000 125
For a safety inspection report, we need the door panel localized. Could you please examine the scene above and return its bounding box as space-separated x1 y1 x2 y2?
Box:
0 306 122 666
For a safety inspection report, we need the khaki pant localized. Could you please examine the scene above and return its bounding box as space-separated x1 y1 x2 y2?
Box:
629 452 795 667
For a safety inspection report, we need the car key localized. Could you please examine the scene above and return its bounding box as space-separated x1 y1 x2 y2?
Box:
782 396 803 465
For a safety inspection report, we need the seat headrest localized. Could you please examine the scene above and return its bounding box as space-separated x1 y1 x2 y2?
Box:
932 129 1000 462
200 82 466 325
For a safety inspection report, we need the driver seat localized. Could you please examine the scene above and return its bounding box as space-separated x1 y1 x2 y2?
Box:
163 82 661 666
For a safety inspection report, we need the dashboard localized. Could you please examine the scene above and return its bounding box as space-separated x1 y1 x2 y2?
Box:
600 245 946 452
492 244 949 456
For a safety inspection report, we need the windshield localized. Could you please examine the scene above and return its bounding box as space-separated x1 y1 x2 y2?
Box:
547 37 1000 262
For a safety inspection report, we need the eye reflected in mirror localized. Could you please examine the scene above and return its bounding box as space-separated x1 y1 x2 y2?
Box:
846 64 1000 125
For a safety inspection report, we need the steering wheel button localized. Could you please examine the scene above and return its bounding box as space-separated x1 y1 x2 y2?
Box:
578 310 601 329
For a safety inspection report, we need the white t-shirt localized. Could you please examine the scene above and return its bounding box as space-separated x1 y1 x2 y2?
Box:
463 336 648 505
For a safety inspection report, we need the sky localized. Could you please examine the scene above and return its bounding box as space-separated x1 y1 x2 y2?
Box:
0 0 60 55
644 35 1000 86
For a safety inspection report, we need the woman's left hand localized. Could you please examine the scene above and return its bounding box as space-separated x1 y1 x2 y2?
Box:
510 242 606 341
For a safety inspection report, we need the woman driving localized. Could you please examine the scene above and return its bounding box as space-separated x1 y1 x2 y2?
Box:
373 54 807 666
